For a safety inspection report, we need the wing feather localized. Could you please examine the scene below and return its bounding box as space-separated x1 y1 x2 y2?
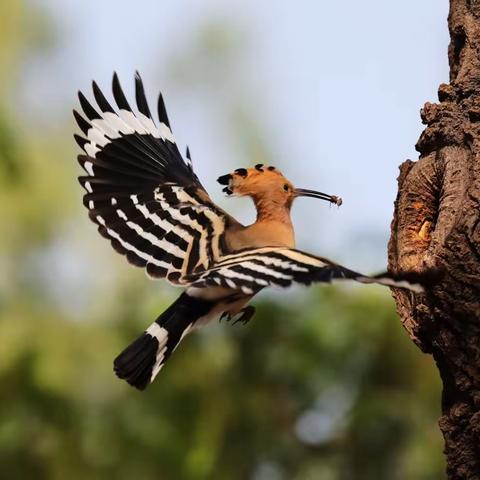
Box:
74 74 232 283
182 247 424 294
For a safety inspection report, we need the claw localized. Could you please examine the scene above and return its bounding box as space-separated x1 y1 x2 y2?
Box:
219 311 230 323
232 306 256 325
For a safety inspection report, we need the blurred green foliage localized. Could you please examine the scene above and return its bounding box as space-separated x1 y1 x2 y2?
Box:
0 2 444 479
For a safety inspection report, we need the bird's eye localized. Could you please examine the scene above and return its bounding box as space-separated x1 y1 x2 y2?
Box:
283 184 289 192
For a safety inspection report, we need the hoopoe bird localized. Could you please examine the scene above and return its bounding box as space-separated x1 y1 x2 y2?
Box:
74 73 422 390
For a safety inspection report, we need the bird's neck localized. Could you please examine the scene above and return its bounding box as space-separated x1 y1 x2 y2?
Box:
224 196 295 250
252 196 295 248
253 195 293 224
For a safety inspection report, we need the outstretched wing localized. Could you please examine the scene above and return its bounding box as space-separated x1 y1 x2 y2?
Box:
182 247 423 294
74 72 232 283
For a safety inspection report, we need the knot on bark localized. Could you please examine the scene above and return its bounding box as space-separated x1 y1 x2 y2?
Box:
420 102 441 124
389 156 440 274
417 100 466 154
438 83 456 102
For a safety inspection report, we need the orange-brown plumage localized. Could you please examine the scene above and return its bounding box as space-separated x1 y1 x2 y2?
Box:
218 163 342 251
221 164 297 250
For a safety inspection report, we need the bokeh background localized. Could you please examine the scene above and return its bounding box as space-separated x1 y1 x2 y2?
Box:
0 1 449 479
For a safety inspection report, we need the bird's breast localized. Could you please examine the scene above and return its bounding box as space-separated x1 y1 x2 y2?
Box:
224 220 295 250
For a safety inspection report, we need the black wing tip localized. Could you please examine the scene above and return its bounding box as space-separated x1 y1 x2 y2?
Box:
78 175 89 185
134 71 143 88
74 134 88 151
91 80 103 99
77 153 91 163
375 267 445 287
78 90 101 120
157 92 171 127
77 90 87 109
134 70 153 119
73 109 90 135
77 90 87 103
111 71 121 91
92 78 115 113
112 72 132 111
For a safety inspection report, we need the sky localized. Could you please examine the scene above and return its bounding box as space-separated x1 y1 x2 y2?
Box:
25 0 450 270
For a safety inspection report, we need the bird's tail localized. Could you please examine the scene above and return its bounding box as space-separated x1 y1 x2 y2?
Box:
114 292 213 390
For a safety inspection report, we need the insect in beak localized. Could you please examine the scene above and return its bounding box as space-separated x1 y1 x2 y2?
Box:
295 188 343 206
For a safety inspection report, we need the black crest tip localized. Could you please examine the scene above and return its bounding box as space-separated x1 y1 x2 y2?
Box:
217 174 232 185
255 163 264 171
234 168 248 177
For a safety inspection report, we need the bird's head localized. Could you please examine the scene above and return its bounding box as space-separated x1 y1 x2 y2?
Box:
217 164 342 209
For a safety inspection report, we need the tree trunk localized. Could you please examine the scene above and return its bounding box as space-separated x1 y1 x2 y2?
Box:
388 1 480 478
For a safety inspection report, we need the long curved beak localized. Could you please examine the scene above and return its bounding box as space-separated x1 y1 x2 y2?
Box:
295 188 343 206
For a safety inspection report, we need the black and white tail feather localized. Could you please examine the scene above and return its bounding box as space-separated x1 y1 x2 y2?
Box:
114 293 214 390
74 73 426 391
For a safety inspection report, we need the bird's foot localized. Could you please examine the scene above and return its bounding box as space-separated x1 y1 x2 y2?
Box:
220 306 256 325
232 305 256 325
219 311 231 323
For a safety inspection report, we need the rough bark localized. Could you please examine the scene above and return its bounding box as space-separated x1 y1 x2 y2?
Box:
388 1 480 478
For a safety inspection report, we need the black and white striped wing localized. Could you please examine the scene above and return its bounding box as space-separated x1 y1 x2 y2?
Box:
74 73 229 283
182 247 423 294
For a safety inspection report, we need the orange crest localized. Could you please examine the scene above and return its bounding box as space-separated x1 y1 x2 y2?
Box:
217 164 295 200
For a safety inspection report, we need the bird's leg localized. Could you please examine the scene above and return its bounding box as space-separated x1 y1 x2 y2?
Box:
232 305 256 325
219 293 254 324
